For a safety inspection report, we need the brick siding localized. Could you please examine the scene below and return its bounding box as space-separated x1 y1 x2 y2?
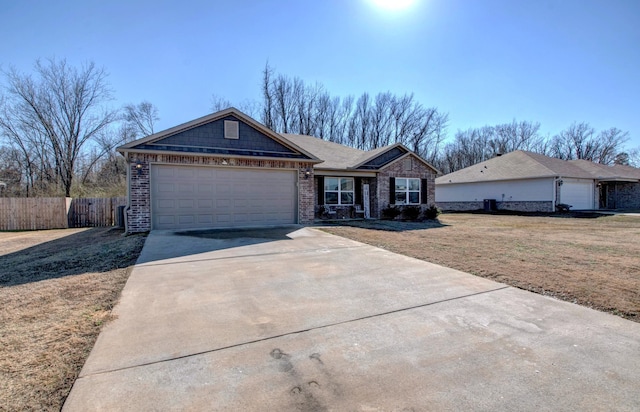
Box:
603 182 640 209
437 201 554 212
375 155 437 218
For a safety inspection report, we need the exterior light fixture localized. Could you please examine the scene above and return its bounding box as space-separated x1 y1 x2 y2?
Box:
135 159 143 175
304 168 311 179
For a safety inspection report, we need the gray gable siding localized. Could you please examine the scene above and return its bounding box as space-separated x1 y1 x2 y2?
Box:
134 115 309 159
358 147 407 170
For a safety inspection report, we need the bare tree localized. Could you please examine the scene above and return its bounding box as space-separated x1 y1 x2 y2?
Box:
0 146 25 196
596 128 629 165
123 100 159 137
550 122 628 164
491 120 544 154
211 94 259 119
0 58 117 196
627 147 640 167
259 63 274 128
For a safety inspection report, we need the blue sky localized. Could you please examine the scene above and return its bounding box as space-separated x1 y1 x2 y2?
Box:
1 0 639 149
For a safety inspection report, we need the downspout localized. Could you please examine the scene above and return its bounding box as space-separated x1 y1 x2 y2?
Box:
552 176 559 212
124 151 131 233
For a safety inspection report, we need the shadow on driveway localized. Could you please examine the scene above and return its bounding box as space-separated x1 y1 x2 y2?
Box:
136 225 302 265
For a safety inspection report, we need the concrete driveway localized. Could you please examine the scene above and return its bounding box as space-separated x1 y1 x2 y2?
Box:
64 227 640 411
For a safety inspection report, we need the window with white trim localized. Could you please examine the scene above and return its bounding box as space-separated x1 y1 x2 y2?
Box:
324 177 354 205
395 177 420 205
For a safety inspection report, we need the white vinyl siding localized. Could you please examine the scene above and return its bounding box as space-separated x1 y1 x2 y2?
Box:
436 178 554 202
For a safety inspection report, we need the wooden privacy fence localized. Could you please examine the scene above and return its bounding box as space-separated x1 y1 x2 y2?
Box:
0 197 127 231
0 197 71 231
68 197 127 228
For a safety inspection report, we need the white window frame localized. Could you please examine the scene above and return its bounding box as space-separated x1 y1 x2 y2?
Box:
395 177 421 205
324 177 355 205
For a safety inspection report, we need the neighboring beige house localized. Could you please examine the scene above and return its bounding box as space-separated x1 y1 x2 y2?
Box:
117 108 438 232
436 150 640 212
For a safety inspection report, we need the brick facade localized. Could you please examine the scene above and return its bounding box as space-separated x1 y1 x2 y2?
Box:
312 155 437 221
374 155 437 218
125 152 316 232
603 182 640 209
498 201 554 212
437 201 554 212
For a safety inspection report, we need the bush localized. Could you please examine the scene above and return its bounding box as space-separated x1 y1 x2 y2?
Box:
401 206 421 221
422 204 441 220
381 205 401 220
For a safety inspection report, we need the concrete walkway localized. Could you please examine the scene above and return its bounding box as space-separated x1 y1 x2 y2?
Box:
64 227 640 411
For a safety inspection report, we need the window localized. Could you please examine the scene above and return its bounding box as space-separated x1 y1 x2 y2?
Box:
395 177 420 205
324 177 354 205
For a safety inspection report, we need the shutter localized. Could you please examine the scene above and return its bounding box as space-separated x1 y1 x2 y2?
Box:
317 176 324 205
355 178 362 206
389 177 395 204
421 179 429 204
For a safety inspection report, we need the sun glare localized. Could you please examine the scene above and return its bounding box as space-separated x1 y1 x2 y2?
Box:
369 0 416 11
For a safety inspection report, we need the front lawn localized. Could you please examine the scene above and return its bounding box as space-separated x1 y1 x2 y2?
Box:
0 228 146 411
321 213 640 321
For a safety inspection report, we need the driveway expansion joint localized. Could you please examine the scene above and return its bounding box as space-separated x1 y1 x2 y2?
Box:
78 285 510 379
137 245 369 268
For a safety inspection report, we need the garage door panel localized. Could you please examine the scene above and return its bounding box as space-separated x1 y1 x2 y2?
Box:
157 199 176 209
176 183 195 193
151 165 296 230
216 214 231 224
197 168 216 178
174 168 196 178
198 215 213 225
197 184 214 194
198 199 213 208
178 199 195 209
157 184 175 193
156 167 177 178
156 215 175 226
216 199 231 208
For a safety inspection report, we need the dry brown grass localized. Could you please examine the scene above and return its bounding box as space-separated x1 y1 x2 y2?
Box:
320 213 640 322
0 228 146 412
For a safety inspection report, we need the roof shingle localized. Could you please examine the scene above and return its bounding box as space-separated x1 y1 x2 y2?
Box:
436 151 640 184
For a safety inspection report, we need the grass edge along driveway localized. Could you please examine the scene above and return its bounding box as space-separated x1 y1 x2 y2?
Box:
0 228 146 412
320 213 639 323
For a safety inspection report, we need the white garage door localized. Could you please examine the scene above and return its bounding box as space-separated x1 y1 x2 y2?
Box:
151 165 297 230
561 179 593 210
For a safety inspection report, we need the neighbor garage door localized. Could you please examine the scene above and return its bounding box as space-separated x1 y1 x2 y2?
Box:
151 165 297 230
561 179 593 210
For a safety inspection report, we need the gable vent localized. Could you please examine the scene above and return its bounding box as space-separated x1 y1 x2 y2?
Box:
224 120 239 139
403 157 412 171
